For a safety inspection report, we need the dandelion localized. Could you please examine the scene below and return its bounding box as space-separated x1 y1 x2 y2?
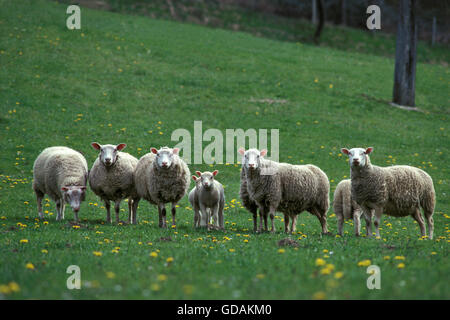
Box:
157 274 168 281
394 256 405 260
383 256 390 260
229 249 235 253
315 258 326 266
8 282 20 293
150 252 158 258
357 259 371 267
256 274 265 279
106 271 116 279
150 283 160 291
397 263 405 269
25 263 35 270
312 291 326 300
278 248 285 254
93 251 102 257
166 257 174 263
334 271 344 279
41 249 48 254
19 239 28 244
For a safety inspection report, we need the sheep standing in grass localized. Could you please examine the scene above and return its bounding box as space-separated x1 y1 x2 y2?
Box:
88 142 139 224
238 148 330 234
333 179 363 236
189 170 225 230
239 168 268 232
341 147 436 239
33 146 88 222
134 147 190 228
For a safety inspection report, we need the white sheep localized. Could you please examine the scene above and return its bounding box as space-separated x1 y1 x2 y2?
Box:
333 179 363 236
32 146 88 221
134 146 190 228
341 147 436 239
88 142 139 224
238 148 330 234
189 170 225 230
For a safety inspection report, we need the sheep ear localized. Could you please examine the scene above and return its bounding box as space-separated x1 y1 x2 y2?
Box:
341 148 350 155
61 187 69 192
365 147 374 154
91 142 101 150
116 143 126 151
172 148 180 155
192 176 198 181
260 149 268 157
212 170 219 176
196 171 202 177
238 147 245 155
80 186 87 191
151 148 158 154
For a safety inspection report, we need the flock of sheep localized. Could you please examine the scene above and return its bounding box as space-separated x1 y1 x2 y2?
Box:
32 144 436 239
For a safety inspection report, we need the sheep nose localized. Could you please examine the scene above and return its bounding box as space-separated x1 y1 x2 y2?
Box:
249 163 255 168
105 158 111 163
73 207 80 213
162 162 168 166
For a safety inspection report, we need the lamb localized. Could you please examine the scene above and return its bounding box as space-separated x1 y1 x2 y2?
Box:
333 179 363 236
189 170 225 230
341 147 435 239
32 146 88 222
134 146 190 228
238 148 330 234
88 142 139 224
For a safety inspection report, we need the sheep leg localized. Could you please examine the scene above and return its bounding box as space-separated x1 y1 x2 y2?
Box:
424 209 434 240
158 203 167 228
311 207 329 234
353 209 362 236
263 213 268 232
269 211 275 233
252 210 258 232
127 198 132 224
284 214 290 233
56 199 63 221
212 204 220 229
131 198 139 225
35 189 44 219
362 207 373 237
290 214 298 234
104 200 111 224
199 203 210 230
337 215 344 236
171 202 177 227
193 204 200 228
373 207 383 239
412 208 426 238
114 200 121 224
257 206 265 233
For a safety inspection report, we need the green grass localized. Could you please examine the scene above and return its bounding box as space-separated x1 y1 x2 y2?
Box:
0 0 449 299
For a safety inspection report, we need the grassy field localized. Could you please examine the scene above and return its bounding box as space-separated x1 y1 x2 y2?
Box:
0 0 449 300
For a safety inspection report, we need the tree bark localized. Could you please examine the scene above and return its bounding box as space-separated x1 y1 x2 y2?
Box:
341 0 346 26
393 0 417 107
314 0 325 43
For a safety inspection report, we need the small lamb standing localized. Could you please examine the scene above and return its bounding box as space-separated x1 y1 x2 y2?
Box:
33 146 88 221
239 168 268 232
333 179 363 236
238 148 330 234
88 142 139 224
134 147 190 228
341 147 435 239
189 170 225 230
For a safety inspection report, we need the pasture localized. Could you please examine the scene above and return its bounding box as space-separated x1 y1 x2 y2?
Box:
0 0 448 299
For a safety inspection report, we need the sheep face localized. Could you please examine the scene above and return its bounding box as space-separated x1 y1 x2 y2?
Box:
151 147 180 169
238 148 267 171
61 186 86 212
91 142 126 167
341 147 373 168
194 170 218 190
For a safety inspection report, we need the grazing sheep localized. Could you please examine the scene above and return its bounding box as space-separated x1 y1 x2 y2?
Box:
238 148 330 234
239 168 268 232
189 170 225 230
134 147 190 228
333 179 363 236
88 142 139 224
32 146 88 222
341 147 436 239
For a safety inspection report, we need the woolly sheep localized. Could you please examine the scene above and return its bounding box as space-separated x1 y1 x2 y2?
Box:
88 142 139 224
238 148 330 234
189 170 225 230
239 168 269 232
32 146 88 222
333 179 363 236
134 146 190 228
341 147 436 239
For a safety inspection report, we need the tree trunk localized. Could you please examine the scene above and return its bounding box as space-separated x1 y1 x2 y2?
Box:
393 0 417 107
341 0 346 26
314 0 325 43
312 0 318 24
